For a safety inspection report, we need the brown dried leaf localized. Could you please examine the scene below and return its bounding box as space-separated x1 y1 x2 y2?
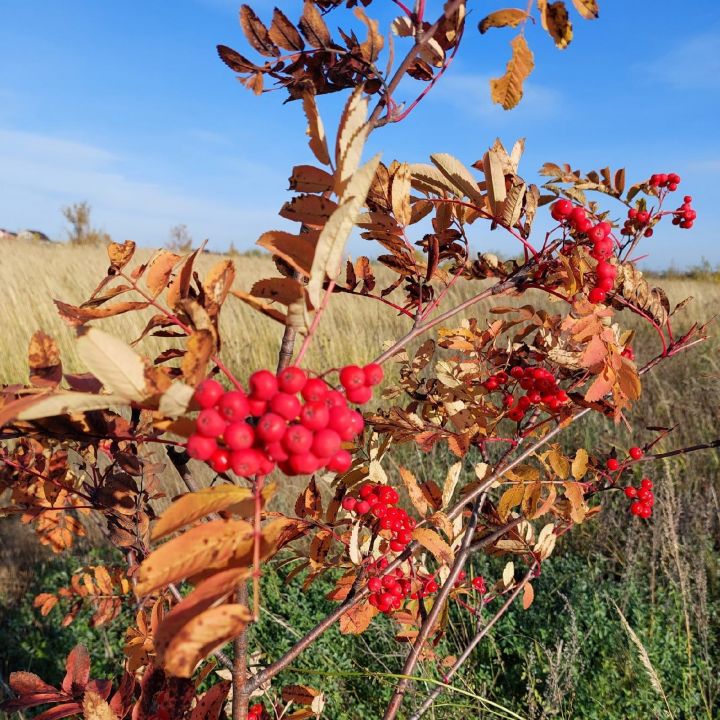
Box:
257 230 317 278
490 34 534 110
28 331 62 388
289 165 334 194
239 5 280 57
216 45 258 73
541 1 573 48
339 600 377 634
55 300 149 326
269 7 304 51
299 0 332 48
107 241 136 272
399 466 430 517
250 277 304 306
571 0 599 19
478 8 529 33
302 93 331 166
146 251 181 297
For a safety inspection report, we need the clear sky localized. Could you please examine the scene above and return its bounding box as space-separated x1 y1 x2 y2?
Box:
1 0 719 268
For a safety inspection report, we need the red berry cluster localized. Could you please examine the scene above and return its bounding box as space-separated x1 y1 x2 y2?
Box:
342 482 415 552
624 477 654 518
672 195 696 230
472 575 487 593
606 446 643 473
621 207 654 238
367 565 416 614
186 363 383 478
649 172 681 192
550 200 616 305
484 365 570 422
247 704 264 720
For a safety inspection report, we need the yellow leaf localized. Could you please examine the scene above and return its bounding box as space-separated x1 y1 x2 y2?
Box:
76 327 147 401
497 484 525 521
390 162 412 226
571 448 589 480
412 528 454 566
306 154 381 309
399 466 430 517
441 462 462 509
502 561 515 587
429 153 485 206
83 689 118 720
152 485 275 540
335 86 370 195
571 0 599 19
301 93 330 166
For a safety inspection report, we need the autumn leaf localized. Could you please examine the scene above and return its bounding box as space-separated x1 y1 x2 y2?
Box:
160 604 252 677
571 0 599 19
152 485 275 540
299 0 332 48
339 600 377 634
490 34 534 110
412 528 454 565
497 484 525 520
28 331 62 388
269 7 304 51
107 240 136 271
239 5 280 57
302 93 331 166
76 328 147 401
478 9 529 33
399 466 430 517
540 1 573 49
145 250 181 297
136 519 254 595
83 690 118 720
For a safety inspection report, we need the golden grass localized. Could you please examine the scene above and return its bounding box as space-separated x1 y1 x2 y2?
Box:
2 238 719 386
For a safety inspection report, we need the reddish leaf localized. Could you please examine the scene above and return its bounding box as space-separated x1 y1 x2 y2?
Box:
61 645 90 696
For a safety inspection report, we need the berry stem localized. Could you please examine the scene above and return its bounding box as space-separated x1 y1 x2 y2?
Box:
296 280 336 367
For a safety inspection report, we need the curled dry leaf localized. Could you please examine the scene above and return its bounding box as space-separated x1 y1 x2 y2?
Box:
478 8 529 33
107 240 136 272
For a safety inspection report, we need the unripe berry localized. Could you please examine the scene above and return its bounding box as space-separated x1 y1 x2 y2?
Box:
194 378 224 409
629 446 643 460
346 385 373 405
187 434 217 461
218 391 249 422
300 401 330 431
224 421 255 450
255 413 286 443
339 365 366 390
301 378 328 403
196 408 227 438
270 392 301 420
277 366 307 394
363 363 384 386
231 448 260 477
282 424 313 454
248 369 278 401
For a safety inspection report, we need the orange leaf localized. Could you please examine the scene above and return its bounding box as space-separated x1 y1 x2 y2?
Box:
339 600 378 634
412 528 454 566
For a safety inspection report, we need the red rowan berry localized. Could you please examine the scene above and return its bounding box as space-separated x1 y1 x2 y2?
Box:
324 389 346 408
510 365 524 379
624 486 638 498
224 421 255 450
194 378 224 408
629 446 643 460
231 448 260 477
312 429 341 458
187 434 217 461
196 408 227 438
270 392 301 420
277 366 307 394
247 398 267 417
472 576 486 593
218 391 249 421
289 451 320 475
641 477 653 490
606 458 620 471
342 496 357 512
630 501 644 516
248 370 278 400
363 363 384 386
356 500 371 515
339 365 366 391
588 287 607 304
255 413 285 443
282 424 313 454
210 448 231 473
301 378 328 403
368 577 382 592
300 401 330 431
346 385 373 405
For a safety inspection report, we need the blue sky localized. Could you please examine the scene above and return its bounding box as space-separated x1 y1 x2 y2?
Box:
1 0 719 268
